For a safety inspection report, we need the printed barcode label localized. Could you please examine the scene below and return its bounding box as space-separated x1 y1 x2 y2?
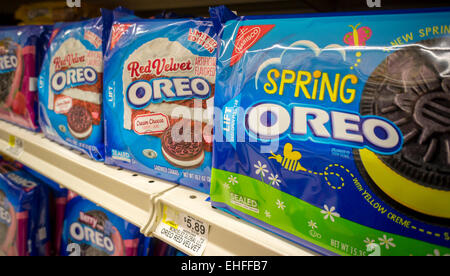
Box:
5 135 24 158
155 205 209 256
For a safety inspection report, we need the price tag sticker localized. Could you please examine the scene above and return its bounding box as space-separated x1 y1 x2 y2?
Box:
5 135 24 158
155 205 209 256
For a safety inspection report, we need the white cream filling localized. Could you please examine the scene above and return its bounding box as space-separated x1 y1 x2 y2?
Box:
68 122 93 139
161 147 204 167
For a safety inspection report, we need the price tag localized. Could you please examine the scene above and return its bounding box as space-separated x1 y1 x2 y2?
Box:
5 135 24 158
154 205 209 256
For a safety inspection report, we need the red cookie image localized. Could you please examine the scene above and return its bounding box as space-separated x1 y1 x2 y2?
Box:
67 104 93 140
161 124 205 169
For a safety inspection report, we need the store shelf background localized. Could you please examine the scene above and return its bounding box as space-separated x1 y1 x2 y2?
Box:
1 0 450 25
0 0 448 256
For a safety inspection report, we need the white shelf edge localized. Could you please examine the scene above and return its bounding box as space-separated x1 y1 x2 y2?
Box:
0 120 317 256
0 120 176 229
153 185 317 256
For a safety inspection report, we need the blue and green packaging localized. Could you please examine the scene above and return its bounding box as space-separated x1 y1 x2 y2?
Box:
210 8 450 256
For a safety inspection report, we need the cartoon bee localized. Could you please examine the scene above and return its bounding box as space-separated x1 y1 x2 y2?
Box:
269 143 307 172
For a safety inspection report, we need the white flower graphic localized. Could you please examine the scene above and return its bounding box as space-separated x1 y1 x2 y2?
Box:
223 182 230 190
308 220 318 229
254 161 269 178
320 205 340 222
264 210 271 218
268 173 281 187
378 234 396 250
426 249 450 256
228 175 238 185
276 199 286 210
363 237 375 245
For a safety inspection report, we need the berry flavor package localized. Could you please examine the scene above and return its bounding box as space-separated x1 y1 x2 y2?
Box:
0 25 50 131
60 193 141 256
0 159 50 256
210 8 450 255
104 16 219 193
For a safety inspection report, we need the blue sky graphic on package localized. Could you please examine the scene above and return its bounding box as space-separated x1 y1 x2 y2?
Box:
104 17 218 193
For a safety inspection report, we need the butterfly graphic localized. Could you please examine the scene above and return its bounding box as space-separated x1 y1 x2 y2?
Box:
343 23 372 46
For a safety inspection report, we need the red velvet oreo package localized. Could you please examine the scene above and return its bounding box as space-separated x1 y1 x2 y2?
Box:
104 16 218 193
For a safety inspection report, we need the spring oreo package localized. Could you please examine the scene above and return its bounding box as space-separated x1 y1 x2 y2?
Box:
104 17 218 193
60 193 141 256
0 160 50 256
211 8 450 256
38 17 107 160
0 25 49 131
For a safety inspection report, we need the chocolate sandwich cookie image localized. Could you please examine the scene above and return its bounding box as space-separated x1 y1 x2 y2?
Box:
67 104 93 140
0 38 15 103
357 37 450 225
161 123 205 169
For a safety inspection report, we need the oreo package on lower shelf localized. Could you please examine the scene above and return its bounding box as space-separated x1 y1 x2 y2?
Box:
103 16 218 193
60 193 141 256
0 159 50 256
0 25 49 131
210 8 450 256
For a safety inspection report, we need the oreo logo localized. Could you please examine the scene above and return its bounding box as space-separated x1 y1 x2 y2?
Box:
246 103 403 154
0 55 17 72
126 77 210 109
51 67 97 93
69 222 115 254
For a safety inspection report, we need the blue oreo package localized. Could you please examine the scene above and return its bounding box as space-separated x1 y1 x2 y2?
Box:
60 193 142 256
38 16 107 160
22 165 68 255
103 16 219 193
37 8 135 161
0 25 51 131
0 159 50 256
210 8 450 256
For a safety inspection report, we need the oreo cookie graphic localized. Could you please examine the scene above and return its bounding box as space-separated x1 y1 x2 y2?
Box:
0 72 13 103
67 104 93 140
358 37 450 225
161 124 205 169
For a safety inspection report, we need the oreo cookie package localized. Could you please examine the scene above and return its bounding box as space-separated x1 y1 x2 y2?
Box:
0 159 50 256
211 8 450 255
0 25 49 131
104 16 218 193
38 16 109 160
60 193 141 256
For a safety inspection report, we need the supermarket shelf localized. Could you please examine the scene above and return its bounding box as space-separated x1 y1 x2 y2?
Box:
0 120 176 229
0 120 316 256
